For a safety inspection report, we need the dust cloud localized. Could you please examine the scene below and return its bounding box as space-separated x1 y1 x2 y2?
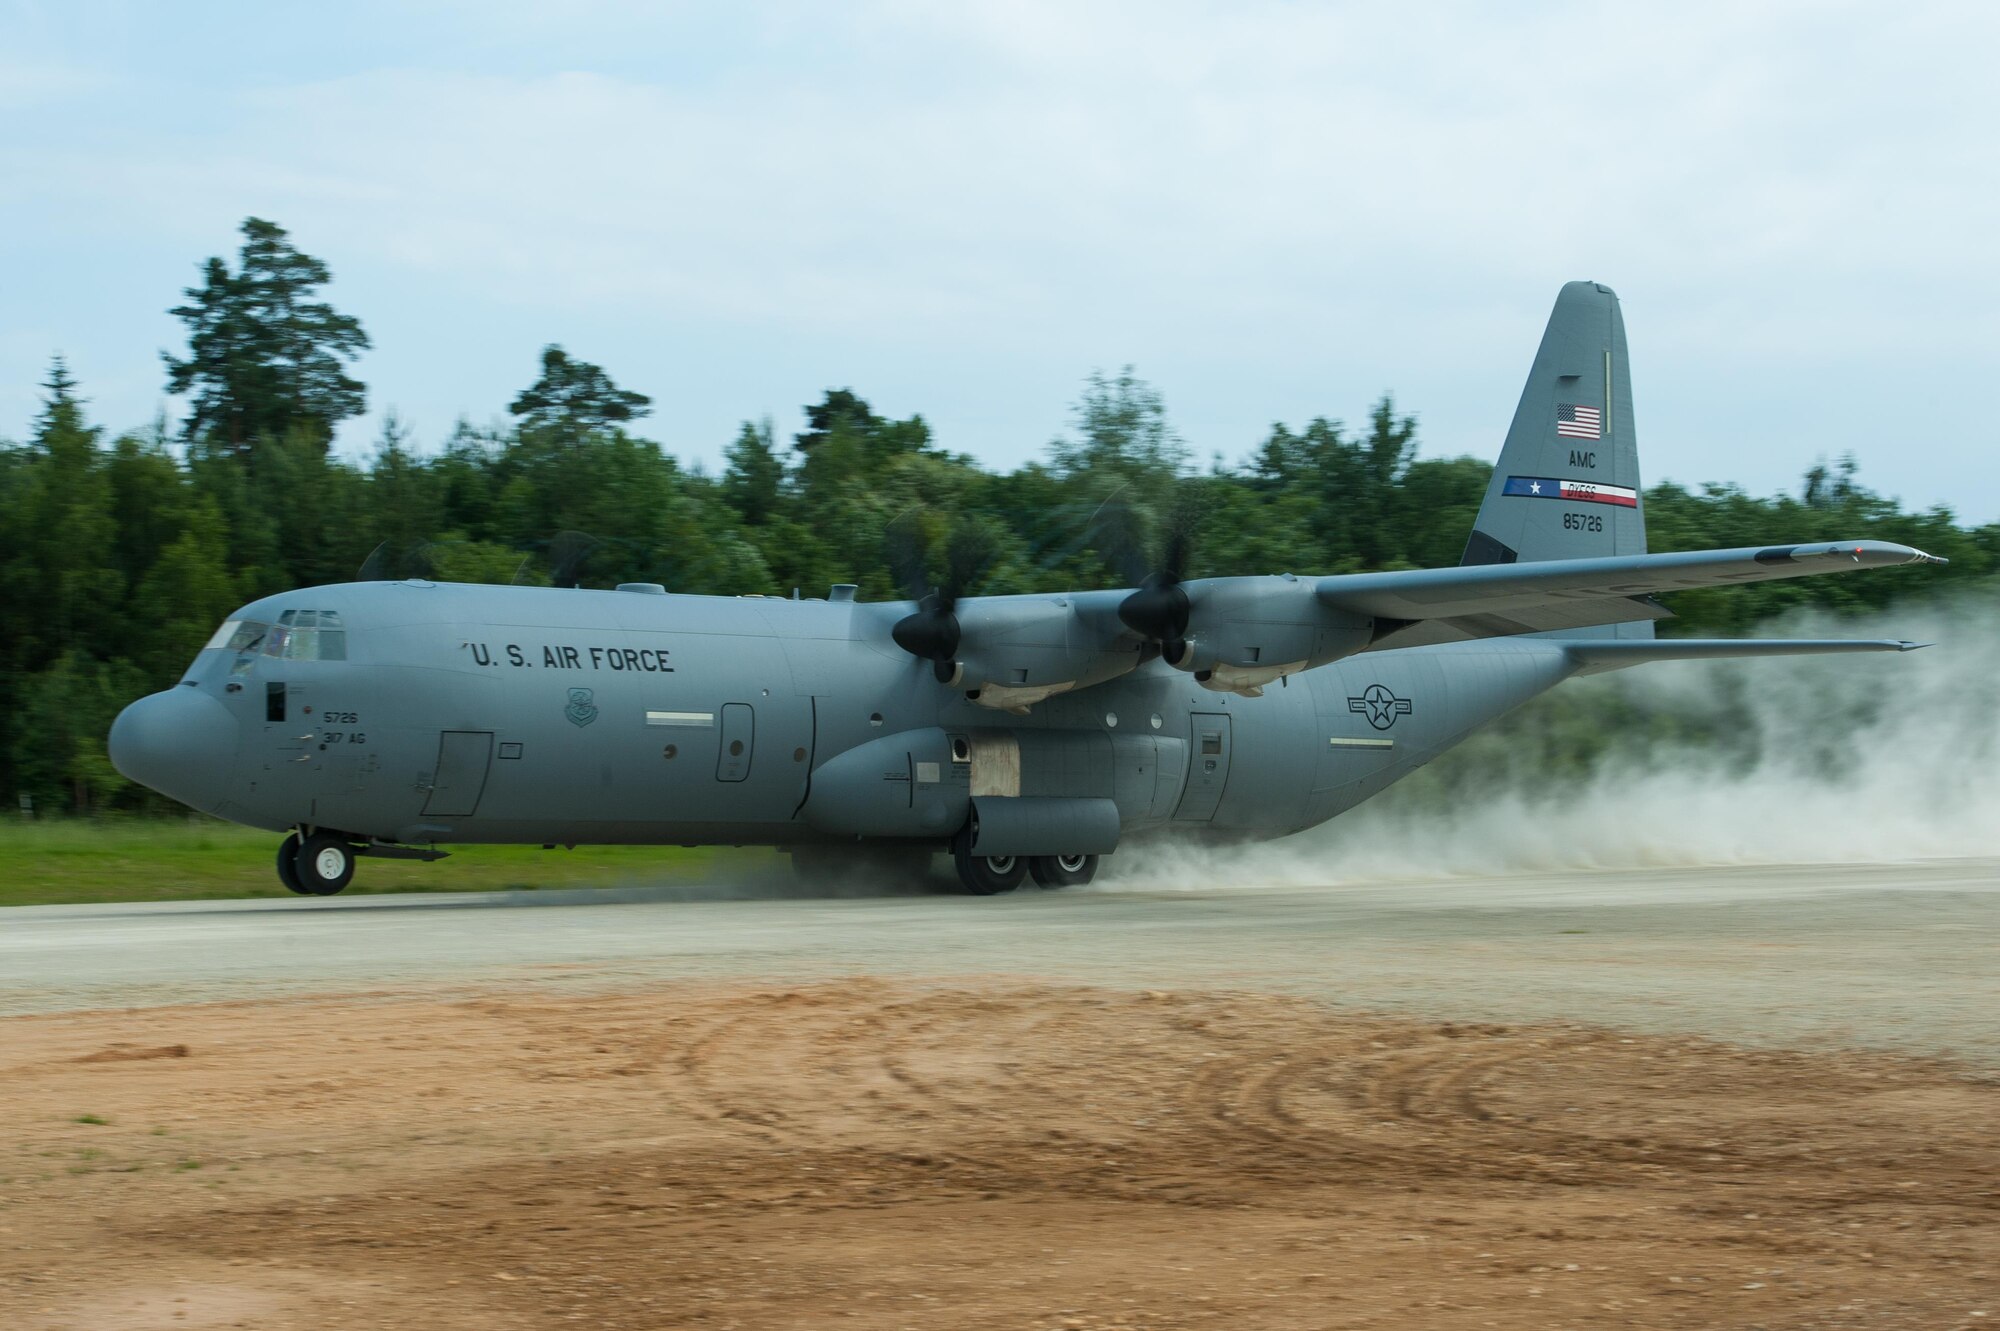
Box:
1113 595 2000 888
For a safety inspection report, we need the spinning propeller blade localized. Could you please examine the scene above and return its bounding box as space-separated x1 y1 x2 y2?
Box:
886 510 967 681
1112 486 1202 666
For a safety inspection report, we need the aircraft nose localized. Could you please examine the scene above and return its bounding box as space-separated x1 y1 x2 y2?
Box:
108 688 240 812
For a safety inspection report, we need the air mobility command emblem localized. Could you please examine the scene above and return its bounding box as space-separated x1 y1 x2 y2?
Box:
565 687 598 727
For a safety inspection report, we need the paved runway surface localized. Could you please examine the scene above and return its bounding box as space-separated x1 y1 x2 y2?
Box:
4 857 1995 1059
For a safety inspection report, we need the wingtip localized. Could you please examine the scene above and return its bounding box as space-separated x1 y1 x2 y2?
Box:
1898 641 1933 651
1815 541 1947 567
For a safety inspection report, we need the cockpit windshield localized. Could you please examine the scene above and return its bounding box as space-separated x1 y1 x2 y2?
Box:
264 609 349 661
205 620 270 654
203 611 348 662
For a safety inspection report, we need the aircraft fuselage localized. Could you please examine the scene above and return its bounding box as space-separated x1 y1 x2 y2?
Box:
116 579 1575 852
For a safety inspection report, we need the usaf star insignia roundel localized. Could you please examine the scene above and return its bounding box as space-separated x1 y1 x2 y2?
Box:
1347 683 1414 731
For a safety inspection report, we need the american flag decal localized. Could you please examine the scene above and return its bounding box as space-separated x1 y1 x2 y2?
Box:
1556 403 1602 439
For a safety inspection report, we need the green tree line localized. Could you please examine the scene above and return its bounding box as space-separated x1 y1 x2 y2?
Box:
5 218 1994 813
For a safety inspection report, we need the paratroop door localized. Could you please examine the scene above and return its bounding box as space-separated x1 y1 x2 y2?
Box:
1172 713 1233 821
423 731 494 817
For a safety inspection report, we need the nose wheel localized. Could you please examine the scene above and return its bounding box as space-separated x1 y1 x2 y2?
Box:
278 831 357 896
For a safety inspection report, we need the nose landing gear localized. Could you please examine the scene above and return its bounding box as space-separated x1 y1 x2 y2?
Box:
277 830 358 896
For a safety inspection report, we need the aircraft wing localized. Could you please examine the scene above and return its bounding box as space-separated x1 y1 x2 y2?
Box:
1316 539 1944 650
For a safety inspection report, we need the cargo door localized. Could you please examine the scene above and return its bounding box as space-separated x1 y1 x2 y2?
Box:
423 730 495 817
1173 713 1233 822
716 703 754 783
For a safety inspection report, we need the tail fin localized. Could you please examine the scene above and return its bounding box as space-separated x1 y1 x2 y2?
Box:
1461 280 1648 638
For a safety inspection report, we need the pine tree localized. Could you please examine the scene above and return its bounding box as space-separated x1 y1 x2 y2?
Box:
509 346 651 435
17 358 123 663
721 418 785 525
164 217 370 454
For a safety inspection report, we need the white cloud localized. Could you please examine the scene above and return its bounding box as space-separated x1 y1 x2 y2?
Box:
2 0 1996 512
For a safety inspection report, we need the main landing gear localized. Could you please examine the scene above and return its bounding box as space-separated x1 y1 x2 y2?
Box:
949 831 1101 895
277 830 357 896
1028 852 1099 888
952 842 1028 895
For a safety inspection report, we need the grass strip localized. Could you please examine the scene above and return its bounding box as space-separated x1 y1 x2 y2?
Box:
0 818 773 907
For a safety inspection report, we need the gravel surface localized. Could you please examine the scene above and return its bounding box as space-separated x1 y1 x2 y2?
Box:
4 978 1997 1330
2 857 1995 1060
4 859 1997 1330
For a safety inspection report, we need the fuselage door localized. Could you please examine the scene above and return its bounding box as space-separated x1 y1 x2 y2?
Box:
423 730 495 818
267 682 314 769
1173 712 1233 822
716 703 754 783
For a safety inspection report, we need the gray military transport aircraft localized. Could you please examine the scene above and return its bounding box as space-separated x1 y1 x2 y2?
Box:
108 282 1942 897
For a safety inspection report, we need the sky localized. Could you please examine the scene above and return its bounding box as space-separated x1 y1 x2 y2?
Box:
4 1 1998 520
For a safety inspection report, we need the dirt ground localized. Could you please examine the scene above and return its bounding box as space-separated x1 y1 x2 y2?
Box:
1 977 1995 1330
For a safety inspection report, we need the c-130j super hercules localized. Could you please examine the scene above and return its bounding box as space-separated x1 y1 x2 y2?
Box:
110 283 1943 897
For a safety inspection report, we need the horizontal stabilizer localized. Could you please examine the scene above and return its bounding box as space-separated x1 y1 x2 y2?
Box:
1564 638 1928 676
1318 539 1943 650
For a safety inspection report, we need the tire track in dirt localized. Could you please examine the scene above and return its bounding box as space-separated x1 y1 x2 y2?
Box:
16 979 1993 1331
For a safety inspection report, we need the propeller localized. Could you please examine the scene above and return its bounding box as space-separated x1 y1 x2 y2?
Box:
891 590 961 679
1106 486 1203 667
357 539 459 583
359 530 614 588
544 530 600 588
886 511 994 683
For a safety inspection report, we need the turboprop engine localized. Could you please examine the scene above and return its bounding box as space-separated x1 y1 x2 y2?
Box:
891 576 1380 709
895 594 1140 713
1122 573 1375 696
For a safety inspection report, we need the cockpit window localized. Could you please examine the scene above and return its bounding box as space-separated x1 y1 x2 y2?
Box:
263 611 347 661
205 620 272 654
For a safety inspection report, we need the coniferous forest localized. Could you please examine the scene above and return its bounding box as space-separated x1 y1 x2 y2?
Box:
6 218 1995 814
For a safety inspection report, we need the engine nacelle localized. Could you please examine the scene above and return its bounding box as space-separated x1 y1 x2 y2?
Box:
952 597 1138 713
1176 576 1375 695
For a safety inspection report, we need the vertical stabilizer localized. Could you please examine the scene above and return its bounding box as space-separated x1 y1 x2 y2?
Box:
1461 281 1649 637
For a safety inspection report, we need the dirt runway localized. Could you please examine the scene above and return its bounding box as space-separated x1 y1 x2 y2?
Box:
3 976 1996 1330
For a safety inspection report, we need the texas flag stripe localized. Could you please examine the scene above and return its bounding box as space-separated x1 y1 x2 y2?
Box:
1503 475 1640 508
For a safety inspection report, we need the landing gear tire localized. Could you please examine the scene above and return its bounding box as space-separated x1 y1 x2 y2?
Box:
293 833 357 896
1029 853 1099 888
952 833 1027 896
275 833 308 895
